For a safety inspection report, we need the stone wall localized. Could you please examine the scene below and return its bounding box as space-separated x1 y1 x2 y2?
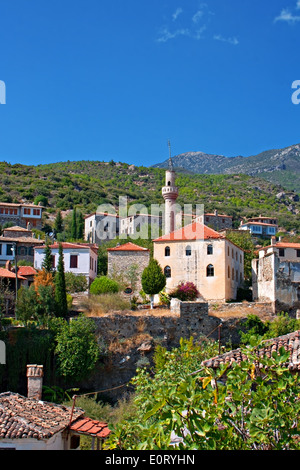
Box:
83 303 247 402
107 250 150 294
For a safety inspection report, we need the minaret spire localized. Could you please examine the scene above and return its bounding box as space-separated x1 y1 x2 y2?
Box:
168 140 173 171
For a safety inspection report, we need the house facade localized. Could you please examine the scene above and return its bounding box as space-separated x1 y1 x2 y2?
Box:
252 240 300 312
196 210 233 231
153 222 244 302
0 226 44 267
85 212 119 244
0 202 43 230
34 242 98 284
239 216 278 238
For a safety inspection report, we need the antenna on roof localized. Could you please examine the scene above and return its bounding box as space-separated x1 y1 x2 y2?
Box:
168 140 173 171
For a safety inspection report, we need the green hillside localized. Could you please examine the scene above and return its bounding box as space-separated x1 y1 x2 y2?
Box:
0 160 299 234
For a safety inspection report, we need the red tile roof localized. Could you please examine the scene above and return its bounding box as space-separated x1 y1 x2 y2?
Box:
259 242 300 251
107 242 149 252
0 268 26 280
154 222 222 242
17 266 37 276
202 330 300 371
0 393 84 440
35 242 98 251
70 417 111 439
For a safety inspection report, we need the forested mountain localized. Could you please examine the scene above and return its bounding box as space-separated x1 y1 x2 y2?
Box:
0 159 299 233
153 143 300 194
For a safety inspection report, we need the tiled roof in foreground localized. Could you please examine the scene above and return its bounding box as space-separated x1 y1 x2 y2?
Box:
202 330 300 371
0 392 84 440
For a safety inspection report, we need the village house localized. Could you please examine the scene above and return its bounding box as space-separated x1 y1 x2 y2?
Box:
119 213 162 238
0 202 44 230
252 238 300 313
153 222 244 302
107 242 150 295
239 216 278 238
0 365 110 450
34 242 98 285
196 210 233 231
85 211 119 243
0 226 44 267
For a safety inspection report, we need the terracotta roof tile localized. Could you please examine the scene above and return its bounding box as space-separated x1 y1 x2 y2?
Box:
0 268 26 280
154 222 222 242
202 330 300 371
17 266 37 276
107 242 149 252
69 417 110 438
0 393 84 440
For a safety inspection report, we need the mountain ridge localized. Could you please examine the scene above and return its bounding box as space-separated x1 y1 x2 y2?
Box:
152 143 300 193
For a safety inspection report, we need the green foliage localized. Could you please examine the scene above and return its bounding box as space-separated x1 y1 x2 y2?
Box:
54 244 68 317
141 259 166 297
105 338 300 450
42 238 54 273
65 272 88 293
16 284 57 327
34 195 48 206
240 313 300 345
54 210 63 235
90 276 119 295
52 315 100 382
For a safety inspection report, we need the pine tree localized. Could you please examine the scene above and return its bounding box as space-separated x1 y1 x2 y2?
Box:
42 238 54 273
55 243 68 317
141 258 166 309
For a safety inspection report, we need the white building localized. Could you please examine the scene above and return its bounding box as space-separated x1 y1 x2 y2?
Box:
239 216 278 238
34 242 98 284
84 211 119 243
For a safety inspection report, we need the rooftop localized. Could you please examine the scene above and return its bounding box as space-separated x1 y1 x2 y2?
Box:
0 392 84 440
154 222 222 242
107 242 149 252
202 330 300 371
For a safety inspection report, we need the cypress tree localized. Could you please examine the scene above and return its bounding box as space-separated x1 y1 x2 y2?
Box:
55 243 68 317
54 210 63 235
76 210 84 240
71 208 77 240
42 237 54 273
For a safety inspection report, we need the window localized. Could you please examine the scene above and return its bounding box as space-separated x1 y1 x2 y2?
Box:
297 249 300 258
0 244 2 255
185 245 192 256
165 246 170 257
70 255 78 268
164 266 171 278
207 244 213 255
52 256 55 269
206 264 214 277
279 248 285 257
6 244 13 256
228 266 230 278
24 208 31 215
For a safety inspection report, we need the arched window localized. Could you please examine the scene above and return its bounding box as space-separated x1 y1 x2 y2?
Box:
206 264 214 277
168 181 171 186
165 246 170 257
164 266 171 278
207 244 213 255
185 245 192 256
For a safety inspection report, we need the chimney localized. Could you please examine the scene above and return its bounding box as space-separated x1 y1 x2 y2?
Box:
271 236 276 246
27 364 43 401
5 260 11 271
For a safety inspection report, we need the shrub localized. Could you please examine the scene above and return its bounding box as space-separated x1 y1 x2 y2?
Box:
169 281 199 301
90 276 119 295
65 272 88 293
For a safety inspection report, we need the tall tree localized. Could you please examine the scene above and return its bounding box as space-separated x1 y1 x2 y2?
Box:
76 210 84 240
54 210 63 235
55 243 68 317
42 237 54 273
71 208 77 240
141 258 166 309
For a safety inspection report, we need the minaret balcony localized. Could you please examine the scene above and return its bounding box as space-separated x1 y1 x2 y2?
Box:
162 186 179 197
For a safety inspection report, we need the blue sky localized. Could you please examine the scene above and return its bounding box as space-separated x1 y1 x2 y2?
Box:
0 0 300 167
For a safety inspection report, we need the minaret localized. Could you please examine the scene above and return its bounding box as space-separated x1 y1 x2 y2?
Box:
162 141 179 235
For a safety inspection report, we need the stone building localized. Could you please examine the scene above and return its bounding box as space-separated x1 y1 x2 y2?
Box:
107 242 150 295
196 210 233 231
153 221 244 302
0 226 44 267
252 240 300 313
